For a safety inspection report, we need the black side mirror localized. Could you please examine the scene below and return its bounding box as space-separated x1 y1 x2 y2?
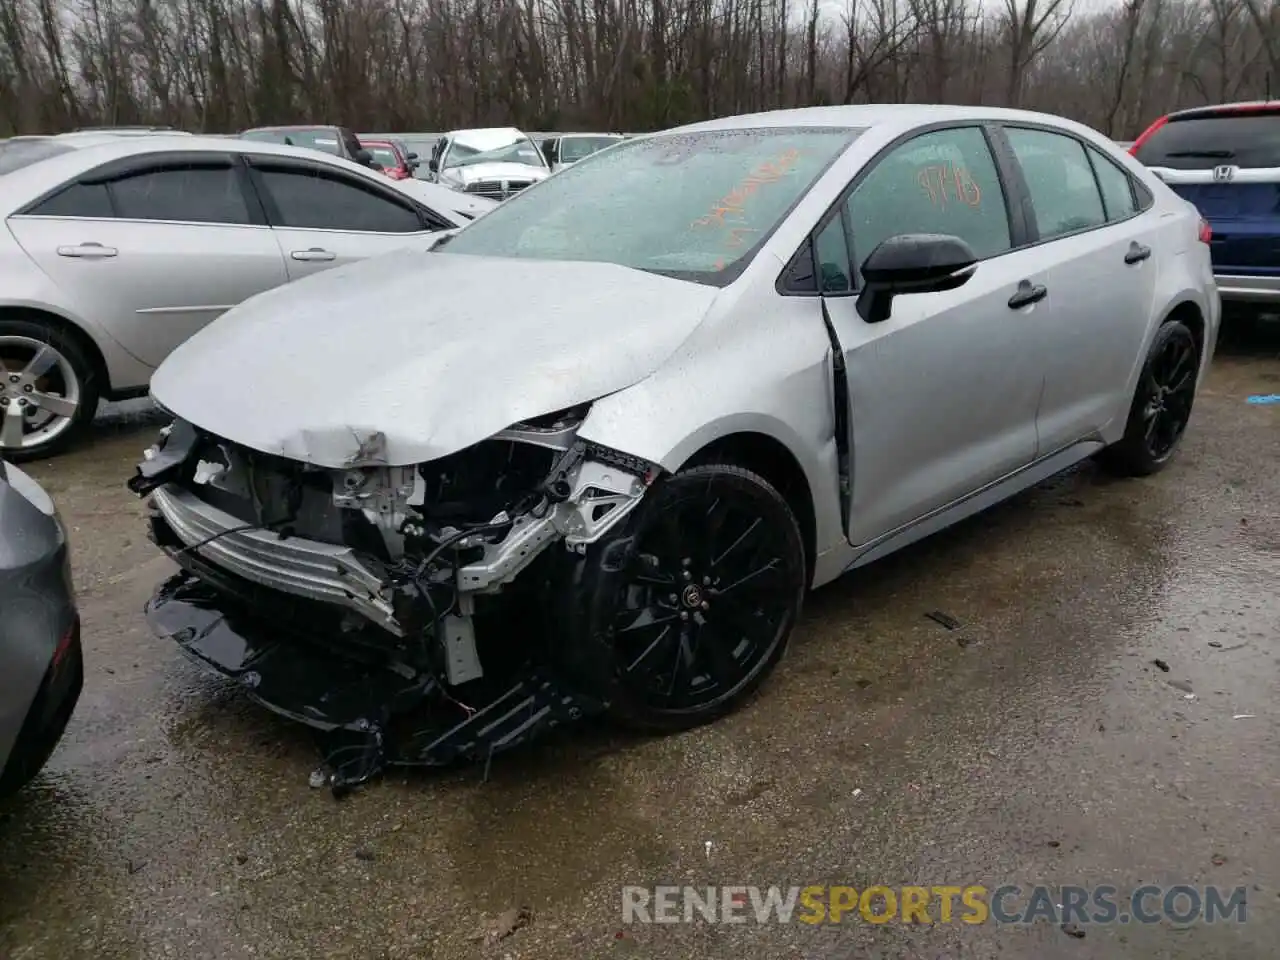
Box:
355 148 373 166
428 157 439 173
406 152 419 161
856 233 978 324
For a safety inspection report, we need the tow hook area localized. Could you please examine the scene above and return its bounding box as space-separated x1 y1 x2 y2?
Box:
146 572 608 797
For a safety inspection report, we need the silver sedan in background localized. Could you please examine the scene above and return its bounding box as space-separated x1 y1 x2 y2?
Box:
0 135 491 460
130 104 1219 786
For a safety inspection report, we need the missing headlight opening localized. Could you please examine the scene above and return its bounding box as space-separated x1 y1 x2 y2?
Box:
129 410 659 794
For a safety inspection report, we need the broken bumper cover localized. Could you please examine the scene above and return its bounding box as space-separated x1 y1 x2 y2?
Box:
145 570 604 789
151 484 402 634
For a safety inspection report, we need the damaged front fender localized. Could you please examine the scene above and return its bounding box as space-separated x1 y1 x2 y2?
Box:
133 416 664 791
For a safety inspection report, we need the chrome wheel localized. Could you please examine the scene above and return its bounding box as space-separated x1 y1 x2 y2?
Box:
0 336 82 453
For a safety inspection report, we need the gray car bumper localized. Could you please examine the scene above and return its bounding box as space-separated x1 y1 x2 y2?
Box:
1216 274 1280 304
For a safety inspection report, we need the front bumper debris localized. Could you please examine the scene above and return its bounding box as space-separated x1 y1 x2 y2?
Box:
145 572 605 795
132 416 658 792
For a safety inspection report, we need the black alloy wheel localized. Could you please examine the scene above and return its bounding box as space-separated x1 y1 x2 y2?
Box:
1142 327 1198 460
1099 319 1200 477
563 464 806 732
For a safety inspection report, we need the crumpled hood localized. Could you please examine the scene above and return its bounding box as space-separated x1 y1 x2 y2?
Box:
444 162 549 186
149 250 719 468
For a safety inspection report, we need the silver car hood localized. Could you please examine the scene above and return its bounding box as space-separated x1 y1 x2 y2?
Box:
149 250 719 468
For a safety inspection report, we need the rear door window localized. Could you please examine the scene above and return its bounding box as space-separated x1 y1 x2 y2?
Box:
254 164 426 232
1086 146 1138 221
1134 114 1280 170
1005 128 1106 240
26 181 114 218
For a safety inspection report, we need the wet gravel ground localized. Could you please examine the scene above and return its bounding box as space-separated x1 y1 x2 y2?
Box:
2 322 1279 960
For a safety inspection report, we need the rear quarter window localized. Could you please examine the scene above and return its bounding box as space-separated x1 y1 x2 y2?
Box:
1135 114 1280 169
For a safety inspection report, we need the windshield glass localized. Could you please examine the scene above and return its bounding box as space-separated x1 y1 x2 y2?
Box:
1135 113 1280 169
442 127 858 284
240 128 342 156
559 136 624 163
445 134 545 170
0 139 74 175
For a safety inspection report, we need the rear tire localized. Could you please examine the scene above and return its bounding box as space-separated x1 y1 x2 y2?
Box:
560 464 806 733
1098 319 1199 477
0 317 99 462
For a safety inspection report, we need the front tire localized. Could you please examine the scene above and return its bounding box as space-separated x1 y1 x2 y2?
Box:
1098 319 1199 477
562 464 806 733
0 317 99 462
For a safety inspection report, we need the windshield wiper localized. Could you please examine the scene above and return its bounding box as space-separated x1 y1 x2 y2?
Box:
1164 150 1235 159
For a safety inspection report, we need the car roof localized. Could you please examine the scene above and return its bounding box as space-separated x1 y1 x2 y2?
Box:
42 133 351 157
664 104 1108 140
0 134 400 213
242 124 343 132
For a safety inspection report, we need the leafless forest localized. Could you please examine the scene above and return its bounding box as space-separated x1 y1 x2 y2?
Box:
0 0 1277 138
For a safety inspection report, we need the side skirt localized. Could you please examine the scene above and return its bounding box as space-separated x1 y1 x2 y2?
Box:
844 439 1105 573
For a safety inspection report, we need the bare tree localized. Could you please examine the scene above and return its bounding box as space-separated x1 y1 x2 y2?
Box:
2 0 1279 138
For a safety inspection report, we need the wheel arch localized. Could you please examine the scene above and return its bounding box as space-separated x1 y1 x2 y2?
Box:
1161 298 1206 363
0 304 111 397
678 430 818 584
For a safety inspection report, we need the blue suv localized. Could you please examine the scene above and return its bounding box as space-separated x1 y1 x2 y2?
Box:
1131 102 1280 311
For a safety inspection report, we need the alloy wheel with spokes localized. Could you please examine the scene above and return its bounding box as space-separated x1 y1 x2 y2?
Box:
0 323 95 461
1141 327 1197 462
1099 318 1199 478
564 463 806 731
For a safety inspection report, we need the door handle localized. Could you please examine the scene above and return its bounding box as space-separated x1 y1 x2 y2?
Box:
291 247 337 262
56 242 117 259
1007 280 1048 310
1124 242 1152 264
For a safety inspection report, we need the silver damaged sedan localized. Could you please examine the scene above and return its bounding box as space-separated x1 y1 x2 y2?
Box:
129 105 1220 789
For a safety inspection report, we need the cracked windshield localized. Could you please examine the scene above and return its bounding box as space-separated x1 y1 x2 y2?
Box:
445 133 545 169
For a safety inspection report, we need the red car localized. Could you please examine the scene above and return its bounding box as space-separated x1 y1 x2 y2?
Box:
361 139 420 180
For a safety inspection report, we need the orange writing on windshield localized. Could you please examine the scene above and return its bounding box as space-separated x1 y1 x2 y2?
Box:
692 148 804 229
916 163 982 207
